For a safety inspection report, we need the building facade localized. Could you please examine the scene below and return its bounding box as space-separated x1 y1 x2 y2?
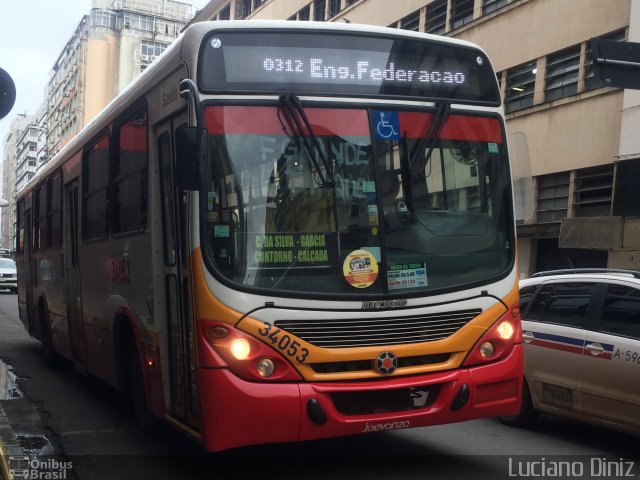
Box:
46 0 195 158
1 0 198 251
191 0 640 277
1 113 35 251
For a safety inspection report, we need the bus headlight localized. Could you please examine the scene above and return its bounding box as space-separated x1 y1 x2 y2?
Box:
479 342 494 358
257 358 275 377
463 306 522 367
230 338 251 360
496 320 515 340
199 320 302 382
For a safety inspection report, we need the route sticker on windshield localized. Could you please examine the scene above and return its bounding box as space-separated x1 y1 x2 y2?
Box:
343 250 379 288
388 263 427 290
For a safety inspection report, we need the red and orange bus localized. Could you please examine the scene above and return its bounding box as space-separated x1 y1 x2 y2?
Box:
16 20 522 452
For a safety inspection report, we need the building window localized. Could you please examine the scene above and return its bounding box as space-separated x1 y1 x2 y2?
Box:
400 10 420 32
297 5 310 20
613 158 640 216
218 4 231 20
584 29 626 91
450 0 474 30
505 60 536 113
545 45 580 102
90 10 117 29
328 0 340 17
426 0 446 35
574 165 613 217
113 106 148 233
141 41 166 60
483 0 507 15
237 0 251 18
536 172 569 224
123 13 154 32
314 0 326 20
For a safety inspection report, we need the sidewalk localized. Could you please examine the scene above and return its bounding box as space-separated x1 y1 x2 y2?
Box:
0 401 22 480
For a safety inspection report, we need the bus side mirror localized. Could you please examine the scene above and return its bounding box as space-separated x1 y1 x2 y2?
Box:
175 125 210 190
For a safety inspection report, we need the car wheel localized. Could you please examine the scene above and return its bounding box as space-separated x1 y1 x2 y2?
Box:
498 379 537 428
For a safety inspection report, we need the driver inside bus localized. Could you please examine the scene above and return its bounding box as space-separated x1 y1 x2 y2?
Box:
380 171 401 215
380 171 409 231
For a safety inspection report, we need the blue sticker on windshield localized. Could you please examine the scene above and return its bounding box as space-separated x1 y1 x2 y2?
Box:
374 111 400 140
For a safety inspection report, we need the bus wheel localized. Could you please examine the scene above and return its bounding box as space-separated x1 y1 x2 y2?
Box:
498 379 538 428
39 307 59 368
127 340 158 431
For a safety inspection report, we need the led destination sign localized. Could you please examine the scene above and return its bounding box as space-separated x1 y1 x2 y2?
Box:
200 31 501 105
228 46 467 87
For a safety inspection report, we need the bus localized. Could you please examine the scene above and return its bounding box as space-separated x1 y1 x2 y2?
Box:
16 20 523 452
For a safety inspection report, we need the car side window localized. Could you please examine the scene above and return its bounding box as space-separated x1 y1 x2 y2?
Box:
599 284 640 340
530 282 595 328
526 284 552 321
519 285 537 315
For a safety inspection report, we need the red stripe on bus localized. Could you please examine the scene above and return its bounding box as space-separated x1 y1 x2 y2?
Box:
119 123 147 152
399 112 503 143
94 135 109 150
205 106 370 136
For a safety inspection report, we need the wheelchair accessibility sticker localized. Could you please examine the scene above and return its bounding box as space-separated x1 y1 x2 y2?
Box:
374 111 400 140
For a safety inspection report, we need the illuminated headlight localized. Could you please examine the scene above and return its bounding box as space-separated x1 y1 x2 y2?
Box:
496 321 515 340
257 358 275 377
230 338 251 360
479 341 494 358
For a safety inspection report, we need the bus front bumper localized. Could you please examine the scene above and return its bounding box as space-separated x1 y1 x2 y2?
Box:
197 344 522 452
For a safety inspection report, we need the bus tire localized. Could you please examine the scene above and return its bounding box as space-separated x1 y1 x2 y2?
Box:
39 305 60 368
498 378 537 428
127 339 158 432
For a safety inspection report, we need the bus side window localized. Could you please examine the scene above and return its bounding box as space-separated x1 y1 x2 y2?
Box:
82 134 110 240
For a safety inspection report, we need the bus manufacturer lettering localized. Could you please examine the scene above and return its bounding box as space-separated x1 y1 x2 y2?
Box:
361 420 410 432
361 299 408 310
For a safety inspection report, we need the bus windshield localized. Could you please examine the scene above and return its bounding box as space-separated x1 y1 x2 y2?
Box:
202 105 514 295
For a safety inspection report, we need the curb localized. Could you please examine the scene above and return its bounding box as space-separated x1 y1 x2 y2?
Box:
0 401 21 480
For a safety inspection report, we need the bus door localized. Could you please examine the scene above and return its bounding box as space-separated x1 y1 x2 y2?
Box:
64 179 86 367
157 118 200 429
23 208 38 334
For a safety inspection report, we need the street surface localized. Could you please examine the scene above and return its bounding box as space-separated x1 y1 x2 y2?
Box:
0 293 638 479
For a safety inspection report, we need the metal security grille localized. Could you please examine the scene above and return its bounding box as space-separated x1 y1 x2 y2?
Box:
274 309 481 348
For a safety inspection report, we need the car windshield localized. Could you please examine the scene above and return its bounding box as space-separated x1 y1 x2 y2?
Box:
202 105 514 296
0 258 16 269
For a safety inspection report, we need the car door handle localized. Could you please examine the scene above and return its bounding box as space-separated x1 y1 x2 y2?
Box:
585 343 605 355
522 331 534 343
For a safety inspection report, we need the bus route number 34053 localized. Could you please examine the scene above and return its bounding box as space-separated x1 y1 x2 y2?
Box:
258 322 309 363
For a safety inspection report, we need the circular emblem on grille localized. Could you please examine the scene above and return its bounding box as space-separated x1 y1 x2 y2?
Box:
376 351 398 375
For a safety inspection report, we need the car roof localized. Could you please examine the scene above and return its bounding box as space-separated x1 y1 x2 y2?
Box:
520 269 640 288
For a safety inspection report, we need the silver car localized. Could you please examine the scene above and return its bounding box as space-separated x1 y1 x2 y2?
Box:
499 269 640 436
0 257 17 293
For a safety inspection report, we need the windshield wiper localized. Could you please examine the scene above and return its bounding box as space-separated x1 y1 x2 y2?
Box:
408 102 451 174
279 94 335 187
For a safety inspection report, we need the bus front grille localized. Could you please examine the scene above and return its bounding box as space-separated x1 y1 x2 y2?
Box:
274 309 481 348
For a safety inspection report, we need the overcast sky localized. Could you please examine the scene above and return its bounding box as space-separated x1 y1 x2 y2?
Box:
0 0 210 155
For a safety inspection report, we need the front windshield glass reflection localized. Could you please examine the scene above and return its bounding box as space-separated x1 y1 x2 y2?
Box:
202 105 514 296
